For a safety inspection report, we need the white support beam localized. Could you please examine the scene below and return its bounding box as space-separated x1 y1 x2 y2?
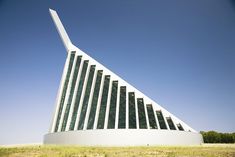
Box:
49 9 74 52
49 52 71 133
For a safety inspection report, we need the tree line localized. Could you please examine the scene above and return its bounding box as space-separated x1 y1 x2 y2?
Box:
200 131 235 143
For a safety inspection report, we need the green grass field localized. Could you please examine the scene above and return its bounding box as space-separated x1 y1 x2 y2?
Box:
0 144 234 157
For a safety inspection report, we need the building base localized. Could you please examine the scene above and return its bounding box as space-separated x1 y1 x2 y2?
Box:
44 129 203 146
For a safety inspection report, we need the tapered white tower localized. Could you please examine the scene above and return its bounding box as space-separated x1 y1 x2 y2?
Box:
44 9 203 146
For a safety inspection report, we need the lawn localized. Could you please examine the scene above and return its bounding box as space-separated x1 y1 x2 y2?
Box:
0 144 234 157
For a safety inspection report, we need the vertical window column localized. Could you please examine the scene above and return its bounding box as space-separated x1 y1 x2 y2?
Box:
97 75 110 129
129 92 137 129
69 60 89 130
146 104 158 129
156 110 167 129
60 56 82 131
118 86 126 129
87 70 103 129
77 65 96 130
177 123 184 131
166 117 176 130
107 81 118 129
137 98 147 129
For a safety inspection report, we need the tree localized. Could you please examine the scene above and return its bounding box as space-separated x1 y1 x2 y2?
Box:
200 131 235 143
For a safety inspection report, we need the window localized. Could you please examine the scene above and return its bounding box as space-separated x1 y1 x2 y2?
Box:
118 86 126 129
54 52 75 132
137 98 147 129
77 65 96 130
129 92 137 129
166 117 176 130
87 70 103 129
177 123 184 131
156 110 167 129
146 104 157 129
97 75 110 129
61 55 82 131
107 81 118 129
69 60 89 130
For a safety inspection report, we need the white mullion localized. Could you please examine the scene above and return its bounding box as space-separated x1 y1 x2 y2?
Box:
83 69 98 130
104 78 113 129
58 53 78 131
93 74 105 129
114 84 120 129
65 58 85 131
126 89 128 129
135 93 139 129
74 63 91 130
144 101 150 129
50 52 71 133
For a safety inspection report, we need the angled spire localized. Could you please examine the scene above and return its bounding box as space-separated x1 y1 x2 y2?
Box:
49 8 72 52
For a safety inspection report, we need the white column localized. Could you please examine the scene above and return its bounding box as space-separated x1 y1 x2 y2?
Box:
58 53 78 131
143 101 150 129
126 89 128 129
49 52 71 133
135 93 139 129
114 84 120 129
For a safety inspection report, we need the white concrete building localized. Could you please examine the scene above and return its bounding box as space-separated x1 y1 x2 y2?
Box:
44 9 203 146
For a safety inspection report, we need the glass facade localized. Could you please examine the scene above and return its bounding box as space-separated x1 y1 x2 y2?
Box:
69 60 89 130
146 104 157 129
137 98 147 129
166 117 176 130
54 52 75 132
77 65 96 130
118 86 126 129
97 75 110 129
87 70 103 129
177 123 184 131
107 81 118 129
156 110 167 129
129 92 137 129
61 55 82 131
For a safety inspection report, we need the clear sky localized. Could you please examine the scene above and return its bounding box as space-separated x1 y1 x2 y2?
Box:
0 0 234 145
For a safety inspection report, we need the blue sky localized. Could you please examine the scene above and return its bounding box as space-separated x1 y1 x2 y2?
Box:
0 0 234 145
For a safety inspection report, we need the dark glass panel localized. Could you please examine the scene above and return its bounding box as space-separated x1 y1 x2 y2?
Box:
177 123 184 131
118 86 126 129
77 65 96 130
166 117 176 130
54 52 75 132
61 56 82 131
107 81 118 129
129 92 137 129
97 75 110 129
146 104 157 129
137 98 147 129
87 70 103 129
69 60 89 130
156 110 167 129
